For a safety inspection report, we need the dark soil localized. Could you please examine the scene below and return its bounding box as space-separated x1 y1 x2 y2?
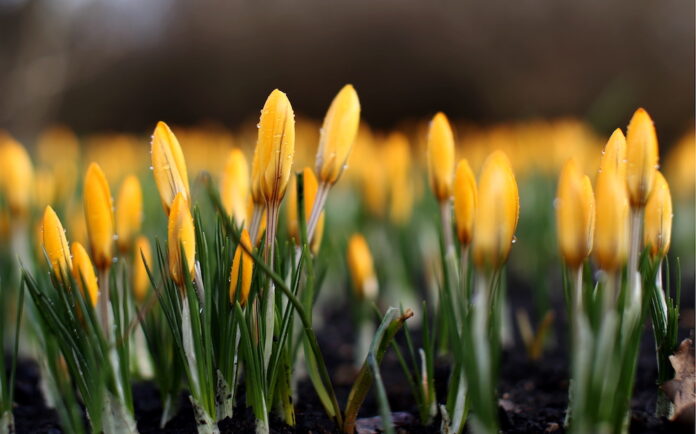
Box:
10 281 694 433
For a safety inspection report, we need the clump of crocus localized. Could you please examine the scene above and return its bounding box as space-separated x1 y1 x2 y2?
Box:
287 167 325 254
307 85 360 241
167 192 196 287
151 121 191 215
132 236 152 303
42 205 72 280
427 113 456 251
220 149 250 227
229 229 253 306
556 159 595 308
115 175 143 253
71 242 99 307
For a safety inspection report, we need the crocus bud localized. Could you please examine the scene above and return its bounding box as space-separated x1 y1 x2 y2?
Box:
0 136 34 217
315 84 361 185
625 108 659 207
643 171 672 258
221 149 250 226
71 242 99 307
230 229 253 306
168 193 196 286
132 236 152 302
556 159 595 268
287 168 325 253
42 206 72 278
84 163 114 270
599 128 627 181
453 159 477 246
472 151 520 269
426 113 455 202
346 234 378 301
593 171 629 271
115 175 143 253
253 89 295 205
151 121 190 214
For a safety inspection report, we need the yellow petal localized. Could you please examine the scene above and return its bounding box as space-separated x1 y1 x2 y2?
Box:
42 206 72 279
151 121 190 214
254 89 295 205
347 234 377 301
427 113 455 202
315 84 361 184
0 135 34 217
71 242 99 307
556 159 595 267
230 229 253 306
383 133 413 225
644 171 672 257
453 159 477 246
625 108 659 207
593 171 629 271
132 236 152 302
83 163 114 269
221 149 250 226
168 193 196 286
598 128 627 181
115 175 143 252
472 151 519 269
287 167 322 248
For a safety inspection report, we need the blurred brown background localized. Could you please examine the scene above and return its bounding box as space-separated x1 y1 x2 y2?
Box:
0 0 693 142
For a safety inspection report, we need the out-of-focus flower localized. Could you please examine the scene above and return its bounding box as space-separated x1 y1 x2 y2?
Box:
556 159 595 268
34 169 56 208
151 121 191 215
427 113 455 202
315 84 361 185
168 193 196 286
132 236 152 302
347 234 378 301
472 151 519 269
115 175 143 253
664 130 695 199
625 108 659 207
383 132 413 225
221 149 250 226
453 159 477 246
83 163 114 270
0 134 34 217
230 229 253 306
593 171 629 272
37 126 79 203
71 242 99 307
644 171 672 258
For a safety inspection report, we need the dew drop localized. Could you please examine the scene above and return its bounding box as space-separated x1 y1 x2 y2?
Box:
149 166 154 170
511 236 517 244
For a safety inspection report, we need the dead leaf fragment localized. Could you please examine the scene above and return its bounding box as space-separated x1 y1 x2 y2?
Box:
661 338 695 425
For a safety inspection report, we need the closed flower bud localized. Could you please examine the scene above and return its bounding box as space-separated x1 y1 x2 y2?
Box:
83 163 114 270
287 167 325 253
42 206 72 278
472 151 520 269
151 121 191 214
643 171 672 257
230 229 253 306
599 128 627 181
453 159 477 246
347 234 378 301
593 172 629 271
427 113 455 202
132 236 152 302
71 242 99 307
0 136 34 217
253 89 295 205
315 85 361 185
556 159 595 267
115 175 143 252
625 108 659 207
221 149 250 226
168 193 196 286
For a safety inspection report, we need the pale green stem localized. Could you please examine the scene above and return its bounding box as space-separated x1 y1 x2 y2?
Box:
627 208 644 305
440 200 454 255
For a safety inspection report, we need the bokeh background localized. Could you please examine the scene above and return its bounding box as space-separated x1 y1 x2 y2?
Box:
0 0 694 143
